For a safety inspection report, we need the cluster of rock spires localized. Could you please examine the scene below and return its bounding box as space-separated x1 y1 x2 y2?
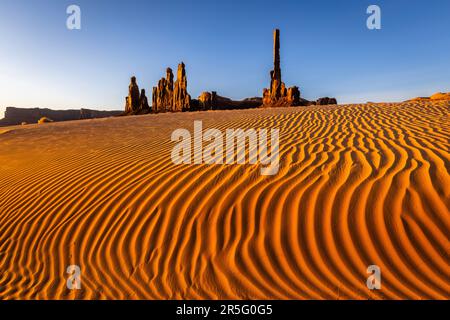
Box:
124 29 337 115
125 66 262 114
152 63 191 112
125 63 196 114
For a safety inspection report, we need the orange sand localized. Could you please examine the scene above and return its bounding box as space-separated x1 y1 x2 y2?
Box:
0 100 449 299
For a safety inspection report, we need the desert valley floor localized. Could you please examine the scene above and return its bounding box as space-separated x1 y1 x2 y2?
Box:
0 101 449 299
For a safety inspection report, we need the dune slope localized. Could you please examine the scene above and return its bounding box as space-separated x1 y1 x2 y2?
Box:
0 100 449 299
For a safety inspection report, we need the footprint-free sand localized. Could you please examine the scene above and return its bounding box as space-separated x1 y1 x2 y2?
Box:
0 100 448 299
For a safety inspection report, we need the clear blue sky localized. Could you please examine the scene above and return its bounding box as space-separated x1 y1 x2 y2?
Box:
0 0 449 117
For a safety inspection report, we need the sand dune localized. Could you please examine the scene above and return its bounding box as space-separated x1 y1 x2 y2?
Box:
0 100 449 299
410 92 450 102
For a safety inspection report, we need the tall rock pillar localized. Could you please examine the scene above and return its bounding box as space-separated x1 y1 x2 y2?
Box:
172 62 191 111
273 29 281 86
128 76 140 112
263 29 301 106
270 29 282 101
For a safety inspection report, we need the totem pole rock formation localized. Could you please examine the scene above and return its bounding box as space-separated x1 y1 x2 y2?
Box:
262 29 301 107
271 28 283 100
152 63 191 112
128 76 140 112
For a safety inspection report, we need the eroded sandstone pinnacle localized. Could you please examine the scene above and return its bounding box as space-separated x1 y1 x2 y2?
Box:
262 29 301 107
127 76 140 112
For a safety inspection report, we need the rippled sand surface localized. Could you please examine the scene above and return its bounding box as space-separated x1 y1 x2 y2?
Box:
0 101 449 299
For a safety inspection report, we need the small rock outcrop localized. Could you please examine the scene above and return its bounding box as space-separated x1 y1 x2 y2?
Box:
38 117 53 124
316 97 337 105
287 86 300 105
197 91 217 110
125 97 131 113
192 93 261 111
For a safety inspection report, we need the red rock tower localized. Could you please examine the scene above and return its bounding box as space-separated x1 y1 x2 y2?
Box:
263 29 300 106
272 29 282 97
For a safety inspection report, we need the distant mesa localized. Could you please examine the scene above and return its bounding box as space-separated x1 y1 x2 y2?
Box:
124 29 337 115
0 107 122 127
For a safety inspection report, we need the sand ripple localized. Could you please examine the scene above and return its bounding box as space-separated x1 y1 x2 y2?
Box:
0 101 449 299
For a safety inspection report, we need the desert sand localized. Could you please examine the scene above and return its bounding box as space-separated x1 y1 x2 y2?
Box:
0 100 449 299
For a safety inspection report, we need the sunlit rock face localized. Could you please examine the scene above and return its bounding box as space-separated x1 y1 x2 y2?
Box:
152 68 173 113
262 29 303 107
152 63 191 112
261 29 337 107
172 62 191 112
197 91 216 110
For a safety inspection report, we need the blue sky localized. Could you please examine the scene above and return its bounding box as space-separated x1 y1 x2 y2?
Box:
0 0 449 117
